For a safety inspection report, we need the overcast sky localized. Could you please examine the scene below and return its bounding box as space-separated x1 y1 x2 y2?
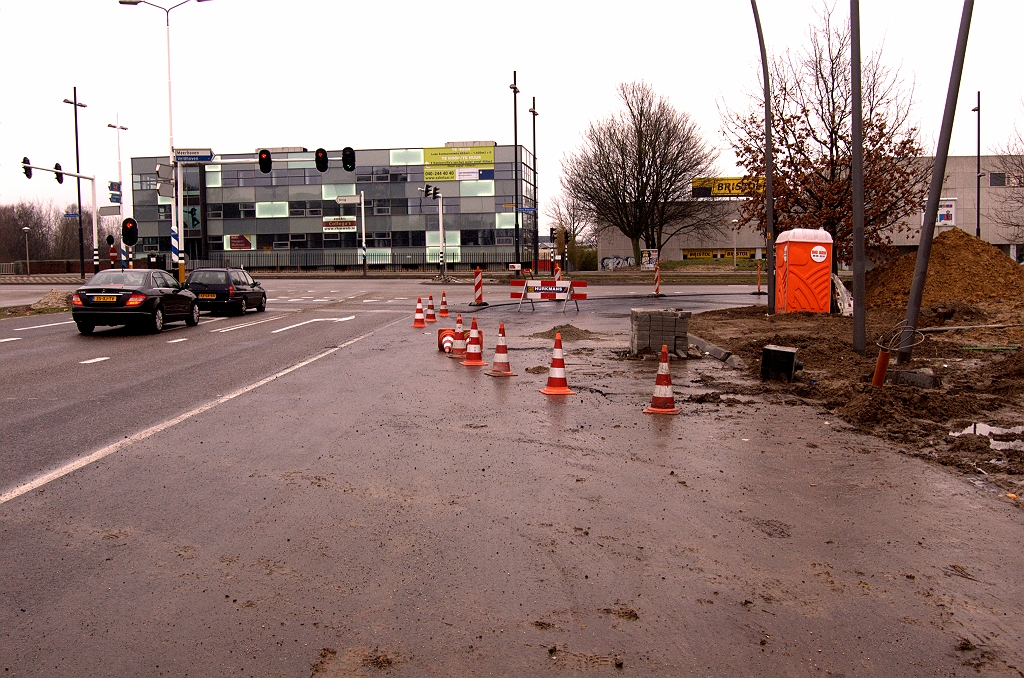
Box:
2 0 1021 225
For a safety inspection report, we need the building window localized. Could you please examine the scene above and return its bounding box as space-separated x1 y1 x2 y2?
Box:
390 149 424 165
990 172 1006 187
256 202 288 218
133 173 157 190
373 199 391 216
157 205 171 221
239 203 256 219
289 201 306 217
460 180 495 197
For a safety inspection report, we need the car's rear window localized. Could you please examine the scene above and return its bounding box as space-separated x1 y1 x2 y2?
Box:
87 270 148 286
187 271 229 285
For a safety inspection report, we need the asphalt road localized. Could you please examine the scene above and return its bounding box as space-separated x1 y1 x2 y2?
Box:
2 279 1020 676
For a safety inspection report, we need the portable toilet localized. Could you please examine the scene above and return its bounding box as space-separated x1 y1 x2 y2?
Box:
775 229 832 313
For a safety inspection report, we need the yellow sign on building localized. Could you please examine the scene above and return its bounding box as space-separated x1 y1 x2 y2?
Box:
692 176 764 197
423 168 457 182
423 146 494 168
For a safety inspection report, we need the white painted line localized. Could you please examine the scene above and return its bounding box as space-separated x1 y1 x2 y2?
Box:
211 315 285 333
270 316 355 334
362 299 380 303
14 320 75 331
394 297 408 300
288 298 305 302
0 316 407 506
199 317 227 325
80 357 110 364
1 337 22 343
167 338 188 343
311 299 330 302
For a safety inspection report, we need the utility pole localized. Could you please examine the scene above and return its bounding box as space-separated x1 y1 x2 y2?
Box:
529 97 539 271
972 91 981 237
510 71 521 267
63 88 88 278
750 1 776 314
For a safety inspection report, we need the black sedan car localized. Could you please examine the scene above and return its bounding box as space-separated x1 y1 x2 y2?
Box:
183 267 266 315
72 268 200 334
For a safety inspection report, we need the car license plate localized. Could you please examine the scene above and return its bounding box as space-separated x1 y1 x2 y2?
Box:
199 293 217 299
93 295 117 302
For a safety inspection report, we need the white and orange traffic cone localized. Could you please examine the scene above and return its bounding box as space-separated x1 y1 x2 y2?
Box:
461 317 487 366
437 328 456 353
485 323 517 377
438 290 450 317
539 333 576 395
449 313 467 359
653 265 662 296
425 294 437 322
554 263 562 282
411 296 427 328
643 345 680 415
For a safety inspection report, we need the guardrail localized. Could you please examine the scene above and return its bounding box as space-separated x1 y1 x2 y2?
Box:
0 262 19 275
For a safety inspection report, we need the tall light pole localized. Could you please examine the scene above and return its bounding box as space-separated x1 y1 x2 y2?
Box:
510 71 521 267
529 97 538 271
108 118 129 267
22 227 31 276
119 0 213 282
972 91 981 238
750 0 776 314
62 89 88 278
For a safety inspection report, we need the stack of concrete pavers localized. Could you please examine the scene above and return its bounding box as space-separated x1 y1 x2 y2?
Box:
629 308 691 357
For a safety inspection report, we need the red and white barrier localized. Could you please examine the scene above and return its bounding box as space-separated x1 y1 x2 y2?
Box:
510 279 588 312
469 266 488 306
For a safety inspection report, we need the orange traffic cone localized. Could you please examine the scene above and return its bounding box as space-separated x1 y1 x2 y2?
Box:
643 345 680 415
486 322 517 377
449 313 467 359
438 290 450 317
411 296 427 328
425 294 437 322
437 328 455 353
461 317 487 366
539 333 576 395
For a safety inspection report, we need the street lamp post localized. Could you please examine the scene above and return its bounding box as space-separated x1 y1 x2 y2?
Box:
510 71 520 268
529 97 538 272
119 0 213 282
62 88 88 278
972 91 980 238
731 219 739 267
108 118 129 267
22 227 31 275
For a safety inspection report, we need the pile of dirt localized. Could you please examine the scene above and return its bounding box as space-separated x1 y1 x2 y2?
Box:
530 324 599 341
30 289 73 310
866 228 1024 308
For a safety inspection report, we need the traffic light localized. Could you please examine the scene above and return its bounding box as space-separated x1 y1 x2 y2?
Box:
342 147 356 172
121 218 139 247
54 163 64 184
106 234 115 246
258 149 272 174
314 148 329 173
22 157 31 179
424 184 439 200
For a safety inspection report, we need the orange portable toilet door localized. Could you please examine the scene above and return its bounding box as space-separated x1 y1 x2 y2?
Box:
775 229 833 313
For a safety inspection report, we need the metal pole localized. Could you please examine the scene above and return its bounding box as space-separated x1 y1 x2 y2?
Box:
751 1 776 314
24 230 30 276
90 178 99 274
360 191 367 277
851 0 867 355
530 97 538 271
72 87 86 278
111 117 128 268
438 192 446 277
164 9 183 282
511 71 521 267
898 0 974 364
974 91 981 237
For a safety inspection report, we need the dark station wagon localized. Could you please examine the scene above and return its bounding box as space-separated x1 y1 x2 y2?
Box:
183 267 266 315
72 269 200 334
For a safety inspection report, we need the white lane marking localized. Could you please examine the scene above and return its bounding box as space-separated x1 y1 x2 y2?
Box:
311 299 330 302
362 299 380 303
1 337 23 343
0 316 407 506
270 316 355 333
211 315 285 333
268 298 280 301
288 298 305 302
167 338 188 343
80 357 110 364
199 317 227 325
14 320 75 331
394 297 408 300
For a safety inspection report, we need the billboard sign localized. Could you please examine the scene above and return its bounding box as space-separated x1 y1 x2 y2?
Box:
640 249 659 270
423 146 494 168
692 176 765 198
323 217 357 232
225 234 255 250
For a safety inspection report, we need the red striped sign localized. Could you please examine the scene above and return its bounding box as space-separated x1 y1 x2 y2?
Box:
510 279 587 300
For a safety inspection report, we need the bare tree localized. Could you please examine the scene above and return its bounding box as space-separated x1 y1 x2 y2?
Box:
561 81 719 263
722 2 929 268
992 126 1024 241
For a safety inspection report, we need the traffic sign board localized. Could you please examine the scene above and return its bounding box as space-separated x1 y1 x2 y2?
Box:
502 203 515 208
174 148 214 162
108 181 121 192
334 195 360 205
518 206 537 213
110 194 122 204
64 213 79 219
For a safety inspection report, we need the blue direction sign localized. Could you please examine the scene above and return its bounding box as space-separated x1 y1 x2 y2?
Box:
108 181 121 192
109 194 122 204
64 213 79 219
174 148 214 162
518 206 537 213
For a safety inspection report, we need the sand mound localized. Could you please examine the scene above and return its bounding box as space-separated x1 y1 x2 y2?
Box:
31 289 73 310
866 228 1024 308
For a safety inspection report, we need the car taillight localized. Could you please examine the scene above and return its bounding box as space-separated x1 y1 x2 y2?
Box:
228 285 235 297
72 293 82 306
126 293 146 307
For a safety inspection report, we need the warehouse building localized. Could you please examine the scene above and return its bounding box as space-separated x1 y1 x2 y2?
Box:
129 143 537 269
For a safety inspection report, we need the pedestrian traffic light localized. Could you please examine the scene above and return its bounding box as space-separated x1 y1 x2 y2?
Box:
342 147 356 172
314 148 329 173
121 217 139 247
54 163 64 184
22 157 31 179
258 149 272 174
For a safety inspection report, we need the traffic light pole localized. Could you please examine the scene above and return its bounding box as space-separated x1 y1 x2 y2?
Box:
23 162 98 275
438 191 446 278
361 191 367 277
